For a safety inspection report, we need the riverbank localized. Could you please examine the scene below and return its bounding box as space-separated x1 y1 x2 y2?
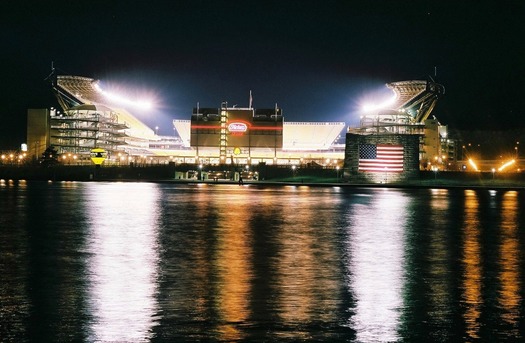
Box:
2 164 525 190
159 177 525 191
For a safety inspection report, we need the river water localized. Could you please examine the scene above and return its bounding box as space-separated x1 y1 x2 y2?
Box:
1 180 525 342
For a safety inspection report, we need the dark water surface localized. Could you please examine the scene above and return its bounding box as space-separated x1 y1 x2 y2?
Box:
1 180 525 342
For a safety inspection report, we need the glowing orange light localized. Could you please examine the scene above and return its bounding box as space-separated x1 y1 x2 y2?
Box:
468 159 479 172
498 159 515 172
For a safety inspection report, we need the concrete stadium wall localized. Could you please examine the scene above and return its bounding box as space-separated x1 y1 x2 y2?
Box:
343 133 421 183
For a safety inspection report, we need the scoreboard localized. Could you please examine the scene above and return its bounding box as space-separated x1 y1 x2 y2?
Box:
190 107 283 149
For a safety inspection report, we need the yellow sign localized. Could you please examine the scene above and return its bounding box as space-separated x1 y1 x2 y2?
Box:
233 147 241 155
90 148 107 165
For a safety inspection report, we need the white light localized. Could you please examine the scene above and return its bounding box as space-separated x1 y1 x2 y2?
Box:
348 191 407 342
94 83 153 110
361 94 397 113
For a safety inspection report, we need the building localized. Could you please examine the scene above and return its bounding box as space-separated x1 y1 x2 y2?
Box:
344 79 451 183
171 104 345 166
26 73 451 175
422 117 457 170
26 73 346 166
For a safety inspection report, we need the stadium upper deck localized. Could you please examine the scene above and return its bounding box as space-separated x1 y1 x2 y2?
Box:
52 75 155 141
47 74 346 164
350 79 445 135
386 80 445 123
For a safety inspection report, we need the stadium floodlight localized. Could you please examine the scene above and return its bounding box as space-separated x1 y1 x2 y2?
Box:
361 94 397 113
94 82 153 110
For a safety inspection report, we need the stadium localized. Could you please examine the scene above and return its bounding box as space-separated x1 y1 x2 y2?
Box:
26 74 346 168
24 73 453 182
343 78 452 183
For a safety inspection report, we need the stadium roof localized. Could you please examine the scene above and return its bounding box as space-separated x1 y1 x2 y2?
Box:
53 76 107 107
68 104 114 112
52 75 155 140
386 79 445 123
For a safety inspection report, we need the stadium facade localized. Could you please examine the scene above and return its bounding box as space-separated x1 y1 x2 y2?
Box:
26 74 346 167
343 78 453 183
24 73 454 181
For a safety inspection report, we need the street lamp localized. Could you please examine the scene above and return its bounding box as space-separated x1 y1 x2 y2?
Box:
155 126 159 135
492 168 496 179
336 165 340 180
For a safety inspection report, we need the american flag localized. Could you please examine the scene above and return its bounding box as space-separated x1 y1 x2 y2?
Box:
358 144 404 172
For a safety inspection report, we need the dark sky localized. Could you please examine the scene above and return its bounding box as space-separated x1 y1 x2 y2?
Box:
1 0 524 148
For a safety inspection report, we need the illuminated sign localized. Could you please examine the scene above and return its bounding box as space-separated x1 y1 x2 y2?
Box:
90 148 107 165
228 122 248 133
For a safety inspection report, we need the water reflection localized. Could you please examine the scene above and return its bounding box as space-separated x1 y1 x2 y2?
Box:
461 189 482 340
497 191 521 335
273 187 343 339
347 189 408 342
84 183 161 342
427 189 454 334
211 189 254 341
3 182 525 342
0 180 30 341
154 185 349 340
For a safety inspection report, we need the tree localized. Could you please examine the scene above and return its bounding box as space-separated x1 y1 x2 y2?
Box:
40 145 59 167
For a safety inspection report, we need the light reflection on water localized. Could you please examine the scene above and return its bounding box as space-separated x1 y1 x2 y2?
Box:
346 189 408 342
210 189 254 341
426 189 454 339
1 181 525 342
272 186 343 339
84 183 161 342
497 191 521 336
462 190 483 340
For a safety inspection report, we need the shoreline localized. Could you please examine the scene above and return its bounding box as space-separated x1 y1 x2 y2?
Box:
2 164 525 190
137 179 525 190
3 177 525 191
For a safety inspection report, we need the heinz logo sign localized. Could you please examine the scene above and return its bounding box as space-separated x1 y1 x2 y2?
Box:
228 122 248 133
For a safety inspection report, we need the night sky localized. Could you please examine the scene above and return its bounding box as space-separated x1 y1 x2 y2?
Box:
1 0 524 148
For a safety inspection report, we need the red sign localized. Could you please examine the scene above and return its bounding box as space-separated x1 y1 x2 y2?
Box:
228 122 248 133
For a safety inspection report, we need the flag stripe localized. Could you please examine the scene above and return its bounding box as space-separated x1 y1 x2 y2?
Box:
358 144 404 172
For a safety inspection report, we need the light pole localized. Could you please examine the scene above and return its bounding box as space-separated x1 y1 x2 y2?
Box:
492 168 495 180
336 166 340 180
155 126 159 136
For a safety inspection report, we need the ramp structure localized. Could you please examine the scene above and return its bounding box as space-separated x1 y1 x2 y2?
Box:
344 79 447 183
48 74 158 157
386 80 445 124
351 79 445 135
